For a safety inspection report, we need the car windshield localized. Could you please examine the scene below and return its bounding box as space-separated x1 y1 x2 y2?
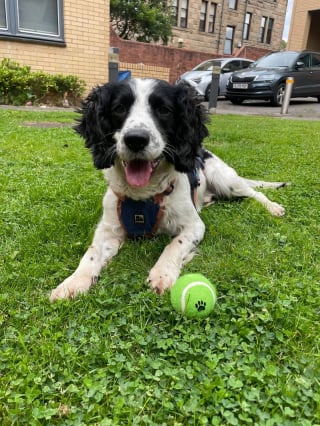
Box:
193 60 223 71
252 52 298 69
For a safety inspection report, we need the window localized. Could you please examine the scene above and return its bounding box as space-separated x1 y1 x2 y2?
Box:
0 0 7 30
243 12 252 40
199 1 207 32
311 52 320 68
259 16 267 43
171 0 178 26
0 0 64 43
224 26 234 55
259 16 274 44
180 0 188 28
208 3 216 33
172 0 189 28
229 0 237 10
299 53 311 67
199 1 216 33
223 60 242 73
266 17 274 44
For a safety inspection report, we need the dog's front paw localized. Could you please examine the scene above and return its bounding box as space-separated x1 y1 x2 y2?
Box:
267 202 285 217
49 274 98 302
147 267 178 295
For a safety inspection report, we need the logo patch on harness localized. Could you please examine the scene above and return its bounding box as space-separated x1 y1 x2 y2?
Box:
134 214 145 224
118 197 162 238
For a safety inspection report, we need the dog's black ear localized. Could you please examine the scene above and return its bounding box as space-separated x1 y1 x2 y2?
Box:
172 85 209 172
74 84 115 169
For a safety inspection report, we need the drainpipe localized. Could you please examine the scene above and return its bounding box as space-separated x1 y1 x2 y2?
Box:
242 0 248 46
217 0 225 54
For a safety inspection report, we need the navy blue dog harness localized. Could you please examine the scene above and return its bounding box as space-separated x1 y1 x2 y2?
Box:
116 157 204 239
115 182 175 239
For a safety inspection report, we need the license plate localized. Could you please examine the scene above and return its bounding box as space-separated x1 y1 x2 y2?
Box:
233 83 248 89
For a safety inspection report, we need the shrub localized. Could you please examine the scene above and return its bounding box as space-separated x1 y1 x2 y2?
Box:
0 59 32 105
0 58 86 106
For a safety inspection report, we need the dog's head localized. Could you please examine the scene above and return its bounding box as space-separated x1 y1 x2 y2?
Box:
75 78 208 187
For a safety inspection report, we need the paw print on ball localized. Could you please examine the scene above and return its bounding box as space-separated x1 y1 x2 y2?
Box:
195 300 206 312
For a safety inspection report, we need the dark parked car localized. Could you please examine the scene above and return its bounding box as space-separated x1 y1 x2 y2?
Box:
226 50 320 106
176 57 253 100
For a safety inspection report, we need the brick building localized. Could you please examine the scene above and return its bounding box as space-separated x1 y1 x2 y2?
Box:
0 0 110 94
0 0 289 95
287 0 320 51
170 0 287 54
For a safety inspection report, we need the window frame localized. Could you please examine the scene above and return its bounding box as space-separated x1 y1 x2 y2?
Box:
171 0 178 26
0 0 65 45
208 2 216 33
259 16 274 44
228 0 238 10
265 17 274 44
243 12 252 41
0 0 8 30
172 0 189 29
259 16 267 43
180 0 188 28
199 1 216 33
199 1 207 32
224 25 234 55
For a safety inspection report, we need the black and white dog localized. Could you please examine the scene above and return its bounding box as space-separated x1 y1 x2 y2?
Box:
50 78 286 301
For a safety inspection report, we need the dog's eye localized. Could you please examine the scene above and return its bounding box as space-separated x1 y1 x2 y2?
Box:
156 106 172 117
112 104 127 116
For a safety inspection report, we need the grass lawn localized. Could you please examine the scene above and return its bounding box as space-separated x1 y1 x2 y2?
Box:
0 109 319 425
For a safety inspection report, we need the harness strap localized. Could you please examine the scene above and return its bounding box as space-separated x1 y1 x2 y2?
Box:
187 156 204 206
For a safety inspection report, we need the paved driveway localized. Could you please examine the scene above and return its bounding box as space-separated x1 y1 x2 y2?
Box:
205 97 320 120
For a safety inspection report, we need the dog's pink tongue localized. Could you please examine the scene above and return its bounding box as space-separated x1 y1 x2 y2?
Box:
124 160 153 187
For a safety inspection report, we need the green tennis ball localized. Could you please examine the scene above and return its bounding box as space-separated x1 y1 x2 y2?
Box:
170 273 217 318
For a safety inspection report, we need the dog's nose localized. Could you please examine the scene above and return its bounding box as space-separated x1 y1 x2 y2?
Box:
124 129 149 152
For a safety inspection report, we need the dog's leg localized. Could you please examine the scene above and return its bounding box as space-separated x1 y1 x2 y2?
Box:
50 220 125 302
203 156 286 217
147 219 205 294
243 179 288 190
238 184 286 216
215 178 286 217
50 226 123 301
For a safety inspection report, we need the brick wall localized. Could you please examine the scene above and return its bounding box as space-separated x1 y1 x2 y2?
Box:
120 63 170 81
235 45 273 61
111 28 271 84
0 0 110 95
110 28 225 83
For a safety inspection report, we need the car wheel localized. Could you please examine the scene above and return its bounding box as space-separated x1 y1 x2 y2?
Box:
229 97 244 105
317 97 320 103
271 83 286 106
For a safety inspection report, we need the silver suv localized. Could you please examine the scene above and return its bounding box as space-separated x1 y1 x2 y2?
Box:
176 57 253 100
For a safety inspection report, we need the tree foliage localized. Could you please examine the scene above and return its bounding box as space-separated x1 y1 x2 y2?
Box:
110 0 173 44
